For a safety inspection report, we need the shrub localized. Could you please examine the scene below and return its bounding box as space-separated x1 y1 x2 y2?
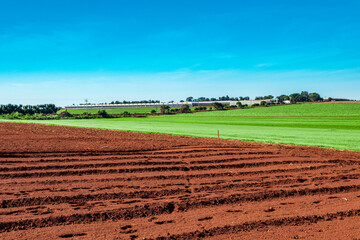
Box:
212 102 225 110
160 105 171 114
170 108 180 113
98 110 110 118
194 106 206 111
180 104 191 113
58 111 73 118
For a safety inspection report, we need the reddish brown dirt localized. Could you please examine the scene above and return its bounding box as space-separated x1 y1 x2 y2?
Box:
1 122 360 240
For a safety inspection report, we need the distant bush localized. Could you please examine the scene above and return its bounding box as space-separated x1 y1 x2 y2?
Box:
97 110 111 118
194 106 207 111
0 112 61 120
170 108 180 113
123 111 131 117
58 111 73 118
180 104 191 113
252 103 260 107
225 105 237 109
212 102 225 110
160 105 171 114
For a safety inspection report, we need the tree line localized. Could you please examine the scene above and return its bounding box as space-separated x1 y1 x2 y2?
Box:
247 91 322 103
0 91 324 116
185 91 322 103
185 95 250 102
277 91 322 103
0 104 60 115
109 100 160 104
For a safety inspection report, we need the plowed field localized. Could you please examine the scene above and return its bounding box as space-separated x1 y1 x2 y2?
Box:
1 122 360 239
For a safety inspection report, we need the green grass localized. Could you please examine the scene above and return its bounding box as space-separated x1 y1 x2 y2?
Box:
4 103 360 151
191 103 360 117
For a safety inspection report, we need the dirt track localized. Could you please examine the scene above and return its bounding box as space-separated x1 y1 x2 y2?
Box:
1 122 360 239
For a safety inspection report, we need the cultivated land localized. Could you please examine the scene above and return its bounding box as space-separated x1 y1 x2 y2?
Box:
5 103 360 151
1 122 360 239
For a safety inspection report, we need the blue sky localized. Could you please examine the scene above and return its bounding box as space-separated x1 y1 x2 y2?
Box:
1 0 359 105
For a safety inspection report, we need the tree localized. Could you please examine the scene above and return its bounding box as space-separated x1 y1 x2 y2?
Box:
289 93 301 103
277 94 290 103
186 96 194 102
236 101 242 108
97 110 110 118
308 92 322 102
160 105 171 114
212 102 224 110
180 104 191 113
256 95 273 100
300 91 309 102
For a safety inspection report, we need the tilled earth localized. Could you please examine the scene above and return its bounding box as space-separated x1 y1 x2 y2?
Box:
1 122 360 239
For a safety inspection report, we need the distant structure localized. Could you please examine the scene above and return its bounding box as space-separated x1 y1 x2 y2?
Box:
64 99 277 110
283 100 291 104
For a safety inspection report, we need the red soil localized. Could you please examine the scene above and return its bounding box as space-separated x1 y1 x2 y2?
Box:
1 122 360 240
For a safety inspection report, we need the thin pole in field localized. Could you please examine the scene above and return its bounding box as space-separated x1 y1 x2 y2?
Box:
85 99 88 115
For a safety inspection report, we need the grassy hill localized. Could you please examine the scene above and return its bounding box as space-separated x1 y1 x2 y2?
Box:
191 102 360 117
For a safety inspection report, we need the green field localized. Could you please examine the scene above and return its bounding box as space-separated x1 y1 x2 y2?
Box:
191 103 360 117
4 103 360 151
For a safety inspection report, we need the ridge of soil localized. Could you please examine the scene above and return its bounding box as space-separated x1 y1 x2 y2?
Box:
1 122 360 239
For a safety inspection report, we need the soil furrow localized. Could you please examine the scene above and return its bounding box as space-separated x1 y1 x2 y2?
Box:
0 151 280 164
3 182 360 209
0 188 186 208
156 209 360 240
1 164 334 184
0 160 335 179
2 185 360 233
0 155 285 172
